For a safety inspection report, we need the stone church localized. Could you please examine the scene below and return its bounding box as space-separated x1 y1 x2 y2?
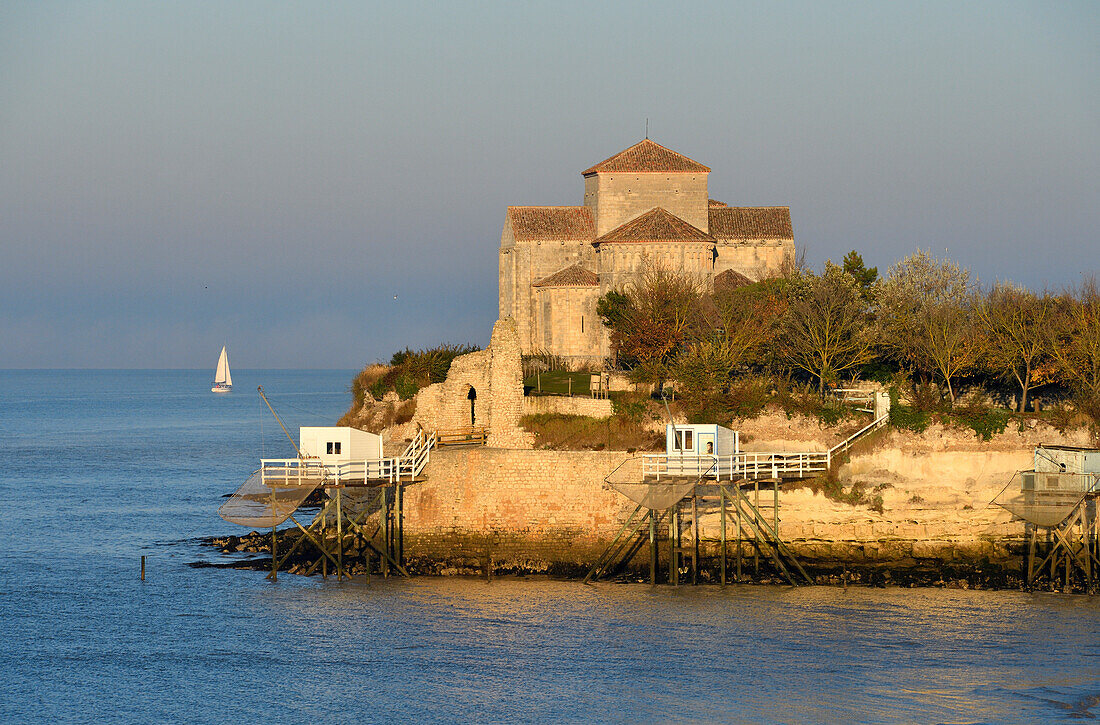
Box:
498 139 795 366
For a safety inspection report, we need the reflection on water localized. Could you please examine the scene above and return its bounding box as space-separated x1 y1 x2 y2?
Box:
1 371 1098 724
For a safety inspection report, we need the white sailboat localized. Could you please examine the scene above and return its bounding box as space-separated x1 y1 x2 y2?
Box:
212 345 233 393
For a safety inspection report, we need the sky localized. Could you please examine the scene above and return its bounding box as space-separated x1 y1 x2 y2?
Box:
1 1 1097 369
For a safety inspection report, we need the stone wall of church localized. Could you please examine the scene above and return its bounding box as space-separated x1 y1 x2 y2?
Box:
584 173 709 236
498 222 517 321
596 242 715 291
713 239 795 280
501 234 598 355
533 286 601 360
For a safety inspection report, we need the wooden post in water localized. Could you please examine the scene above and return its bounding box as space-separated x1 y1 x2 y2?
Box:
396 484 404 567
736 489 742 582
649 511 657 585
141 555 145 581
381 487 390 578
271 527 277 582
692 491 699 586
335 487 344 581
668 505 678 586
754 480 760 576
720 492 727 586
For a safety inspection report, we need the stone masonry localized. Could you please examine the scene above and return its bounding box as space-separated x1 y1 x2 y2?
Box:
498 139 796 366
412 317 527 447
403 444 1037 578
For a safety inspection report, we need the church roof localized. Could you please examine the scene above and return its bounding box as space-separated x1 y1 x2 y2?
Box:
593 207 715 245
708 206 793 240
582 139 710 176
507 206 595 241
533 264 599 288
713 269 755 291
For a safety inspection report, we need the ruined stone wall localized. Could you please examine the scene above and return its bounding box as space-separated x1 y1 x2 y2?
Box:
585 172 709 236
485 318 527 448
713 239 794 280
412 318 527 447
412 351 491 432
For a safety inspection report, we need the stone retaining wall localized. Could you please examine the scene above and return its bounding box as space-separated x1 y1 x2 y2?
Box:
404 444 1033 576
522 396 613 418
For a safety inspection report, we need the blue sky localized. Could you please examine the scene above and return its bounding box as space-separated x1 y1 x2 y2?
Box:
1 1 1097 368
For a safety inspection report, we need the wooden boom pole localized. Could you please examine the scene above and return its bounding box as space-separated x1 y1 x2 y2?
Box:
258 386 302 458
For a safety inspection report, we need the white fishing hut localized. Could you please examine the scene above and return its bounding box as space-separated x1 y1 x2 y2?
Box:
665 424 740 457
1023 444 1100 495
298 426 383 465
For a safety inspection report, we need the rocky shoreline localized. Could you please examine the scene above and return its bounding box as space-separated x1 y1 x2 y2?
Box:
200 530 1045 592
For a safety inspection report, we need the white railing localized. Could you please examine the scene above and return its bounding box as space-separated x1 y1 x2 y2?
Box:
832 388 876 414
641 412 889 482
642 451 830 482
828 413 889 459
259 428 436 487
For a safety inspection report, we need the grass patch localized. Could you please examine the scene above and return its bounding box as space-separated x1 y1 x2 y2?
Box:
520 413 662 451
524 370 595 396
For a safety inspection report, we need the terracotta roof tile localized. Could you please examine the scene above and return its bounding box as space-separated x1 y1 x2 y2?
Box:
533 264 599 288
593 207 715 245
582 139 710 175
709 207 793 240
507 206 595 241
714 268 754 290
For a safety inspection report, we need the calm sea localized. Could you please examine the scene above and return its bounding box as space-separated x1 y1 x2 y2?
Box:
0 369 1097 724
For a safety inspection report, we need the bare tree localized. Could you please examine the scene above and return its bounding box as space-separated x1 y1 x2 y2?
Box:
777 263 874 393
1050 279 1100 418
878 250 981 403
978 283 1052 412
601 258 705 383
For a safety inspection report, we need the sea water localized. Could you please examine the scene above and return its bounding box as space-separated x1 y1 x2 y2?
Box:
0 370 1097 724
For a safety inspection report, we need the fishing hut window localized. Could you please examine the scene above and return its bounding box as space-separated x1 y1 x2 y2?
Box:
674 430 694 451
327 442 341 455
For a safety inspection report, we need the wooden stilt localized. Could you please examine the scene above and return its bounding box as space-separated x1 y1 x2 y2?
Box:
692 490 699 586
736 487 742 582
649 511 657 585
720 491 727 586
335 487 344 581
754 480 760 576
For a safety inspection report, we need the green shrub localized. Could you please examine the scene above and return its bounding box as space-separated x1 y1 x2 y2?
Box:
357 343 480 401
889 404 930 433
952 407 1010 441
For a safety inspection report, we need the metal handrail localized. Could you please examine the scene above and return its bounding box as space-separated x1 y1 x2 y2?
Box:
642 451 831 481
259 428 436 486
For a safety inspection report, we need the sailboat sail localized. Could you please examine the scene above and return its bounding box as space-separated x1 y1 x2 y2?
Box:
213 346 232 391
